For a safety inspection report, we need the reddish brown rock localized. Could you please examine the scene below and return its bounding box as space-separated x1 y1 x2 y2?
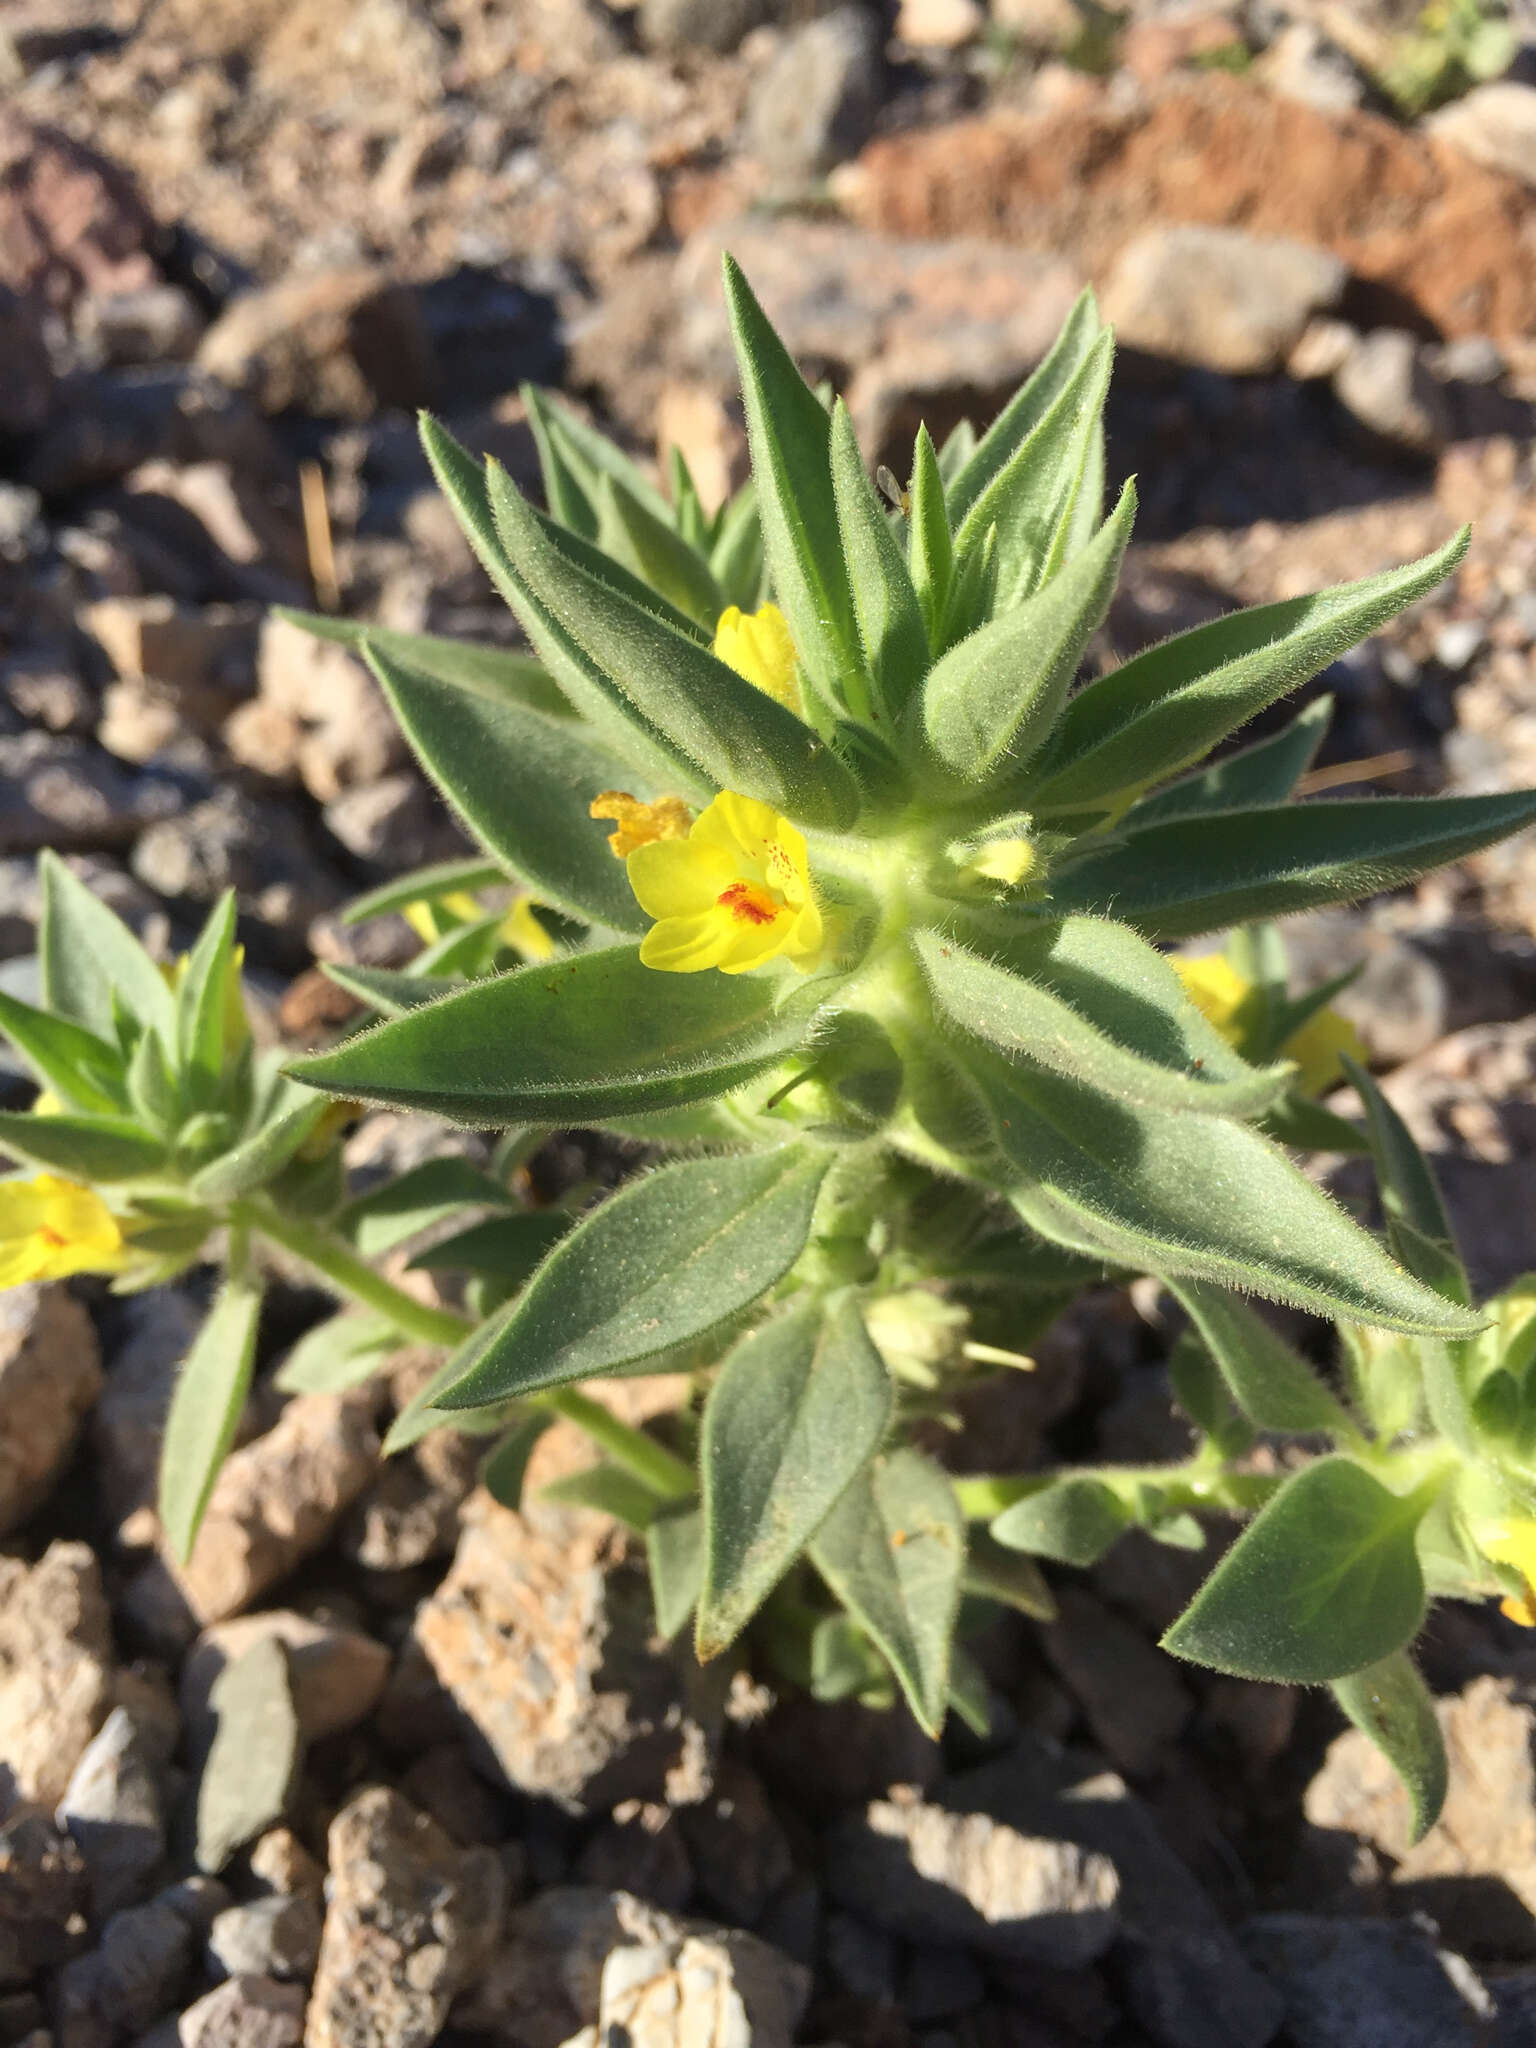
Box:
0 113 159 314
841 77 1536 341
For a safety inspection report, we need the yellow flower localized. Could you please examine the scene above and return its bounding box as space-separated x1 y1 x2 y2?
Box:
712 603 802 716
0 1175 131 1289
1172 952 1366 1098
498 898 556 963
1479 1520 1536 1626
589 791 694 859
626 790 825 975
403 890 481 943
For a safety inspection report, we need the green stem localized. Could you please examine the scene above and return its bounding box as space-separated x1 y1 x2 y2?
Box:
236 1195 695 1501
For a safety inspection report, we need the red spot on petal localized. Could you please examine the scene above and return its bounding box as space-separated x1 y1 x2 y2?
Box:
718 881 780 927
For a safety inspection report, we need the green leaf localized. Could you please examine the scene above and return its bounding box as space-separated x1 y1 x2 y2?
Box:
292 945 822 1126
1162 1457 1432 1682
809 1447 965 1735
338 1158 517 1257
829 401 928 724
951 331 1113 610
384 1348 512 1454
908 425 953 653
407 1209 570 1281
649 1504 705 1641
1169 1279 1355 1436
811 1613 892 1705
541 1461 663 1532
0 1109 166 1182
321 965 464 1018
366 640 646 932
522 382 674 534
979 1058 1479 1335
595 471 724 629
175 892 239 1107
431 1146 830 1407
341 860 511 926
0 988 125 1116
914 927 1290 1119
479 1411 554 1509
919 481 1134 786
1029 529 1469 812
710 481 766 612
722 254 864 716
1125 695 1335 829
1331 1653 1448 1844
158 1273 263 1562
935 416 976 487
1046 789 1536 939
698 1293 893 1658
989 1474 1130 1566
1342 1055 1470 1307
39 849 175 1042
189 1089 330 1203
963 1530 1056 1619
273 607 570 720
274 1310 400 1395
946 287 1103 528
126 1026 181 1135
486 456 861 830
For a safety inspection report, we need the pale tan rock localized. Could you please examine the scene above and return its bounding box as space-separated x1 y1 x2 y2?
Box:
0 1542 113 1807
247 615 405 803
1428 82 1536 190
654 383 745 520
181 1612 390 1751
1102 223 1347 375
248 1828 325 1905
896 0 983 48
0 1284 102 1535
170 1388 381 1625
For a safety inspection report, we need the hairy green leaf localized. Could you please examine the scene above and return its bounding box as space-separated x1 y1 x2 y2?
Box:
1169 1279 1355 1435
274 1310 401 1395
909 425 953 653
1125 695 1335 828
0 1109 166 1182
946 287 1103 528
1333 1652 1448 1843
1342 1054 1470 1307
175 892 239 1108
989 1474 1130 1566
406 1209 570 1281
39 849 174 1042
829 401 929 725
649 1504 706 1641
595 471 724 628
158 1273 262 1562
274 608 570 719
338 1157 516 1257
0 989 125 1116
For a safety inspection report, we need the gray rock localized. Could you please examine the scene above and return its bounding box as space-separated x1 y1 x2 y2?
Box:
410 1493 721 1816
0 1284 103 1536
195 269 437 421
158 1876 233 1939
93 1290 208 1529
637 0 773 54
903 1944 985 2024
206 1895 322 1985
77 286 207 368
194 1639 303 1877
180 1612 390 1758
1037 1588 1193 1778
0 1543 114 1810
1102 224 1346 377
824 1910 899 2002
1428 81 1536 188
23 369 281 500
0 1806 89 1987
677 1760 793 1927
305 1788 506 2048
177 1977 304 2048
574 1805 694 1914
0 288 53 437
320 774 457 870
55 1708 165 1919
52 1899 193 2048
0 733 183 855
131 786 342 966
1333 330 1451 456
1242 1916 1492 2047
825 1787 1119 1967
746 8 884 185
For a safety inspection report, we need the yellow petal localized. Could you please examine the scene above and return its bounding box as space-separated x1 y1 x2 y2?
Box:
1286 1005 1368 1099
1171 952 1253 1039
500 898 556 962
627 837 736 921
712 603 802 715
640 912 737 973
692 789 782 865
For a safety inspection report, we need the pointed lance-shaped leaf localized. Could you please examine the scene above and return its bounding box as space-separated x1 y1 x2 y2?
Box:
1029 529 1469 813
908 424 953 653
1046 788 1536 940
1341 1053 1470 1307
1162 1457 1433 1683
320 964 463 1019
486 455 861 830
1167 1278 1356 1436
0 1108 167 1182
919 481 1134 787
429 1146 831 1407
521 381 674 534
291 944 825 1127
366 640 646 932
698 1292 894 1658
829 400 930 725
722 254 866 716
158 1271 263 1563
595 470 725 630
0 988 125 1117
1331 1651 1448 1844
989 1474 1131 1567
1124 694 1335 829
39 848 175 1043
273 607 570 720
175 891 240 1108
946 286 1104 528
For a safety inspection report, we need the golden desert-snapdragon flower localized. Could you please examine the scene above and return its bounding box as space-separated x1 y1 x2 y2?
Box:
0 1175 131 1289
1173 951 1366 1098
712 602 802 716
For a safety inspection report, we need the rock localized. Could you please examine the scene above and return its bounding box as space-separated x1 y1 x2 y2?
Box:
0 289 53 437
0 1805 89 1986
194 1638 304 1877
0 1544 113 1809
177 1978 304 2048
823 1909 898 2001
169 1388 380 1625
394 1746 509 1850
24 370 281 500
195 270 437 420
55 1708 165 1919
132 784 344 965
229 616 405 802
305 1788 505 2048
1037 1588 1194 1777
247 1831 324 1906
0 734 183 856
896 0 983 48
180 1613 390 1755
0 113 157 314
842 77 1536 343
637 0 771 54
52 1898 193 2048
321 775 456 870
5 651 95 735
654 383 746 521
160 1874 236 1938
409 1493 720 1816
206 1896 322 1985
675 219 1082 464
464 1887 807 2048
77 285 207 367
1241 1916 1491 2047
746 8 884 186
83 598 255 696
1332 329 1451 456
340 1420 477 1573
1428 82 1536 190
902 1942 985 2023
1102 224 1346 375
749 1692 941 1816
0 1284 102 1535
414 267 562 408
1253 21 1364 114
575 1805 693 1916
824 1786 1119 1967
677 1759 794 1927
1304 1675 1536 1959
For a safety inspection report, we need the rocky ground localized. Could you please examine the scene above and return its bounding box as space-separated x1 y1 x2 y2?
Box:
8 0 1536 2044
